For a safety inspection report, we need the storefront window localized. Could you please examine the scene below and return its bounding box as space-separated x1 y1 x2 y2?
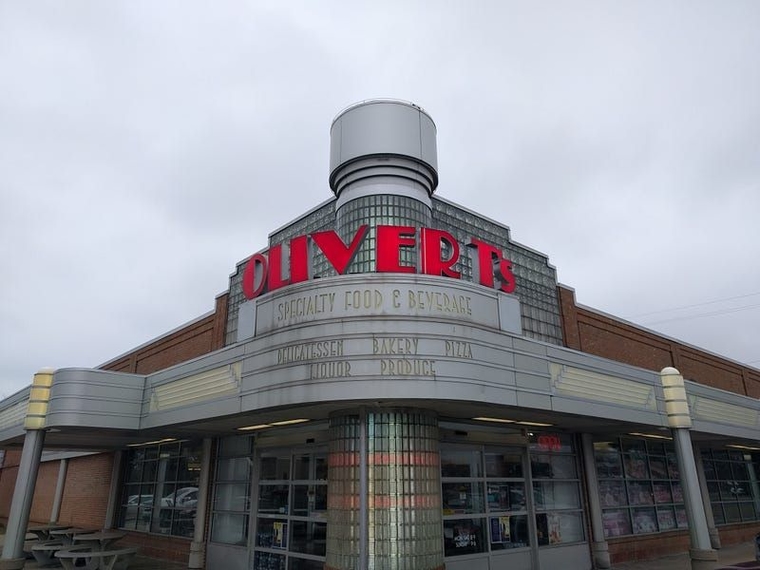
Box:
441 445 531 558
118 439 201 538
703 449 760 525
211 436 253 545
530 433 585 546
253 450 327 569
594 437 686 538
443 518 487 555
442 481 485 514
442 436 585 559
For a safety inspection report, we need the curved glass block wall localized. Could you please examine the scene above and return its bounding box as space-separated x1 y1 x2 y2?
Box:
325 410 444 570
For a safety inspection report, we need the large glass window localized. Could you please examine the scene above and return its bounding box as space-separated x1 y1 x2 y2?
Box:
253 450 328 570
211 436 253 545
118 439 202 538
530 433 585 546
703 449 760 525
441 445 530 558
594 437 686 538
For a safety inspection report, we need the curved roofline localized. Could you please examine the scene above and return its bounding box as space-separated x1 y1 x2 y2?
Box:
331 98 435 127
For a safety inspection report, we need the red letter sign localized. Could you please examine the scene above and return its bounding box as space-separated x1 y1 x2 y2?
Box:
469 238 516 294
376 225 416 273
241 225 518 299
311 225 369 274
242 253 268 299
497 257 516 294
419 228 461 279
267 243 289 291
288 235 310 284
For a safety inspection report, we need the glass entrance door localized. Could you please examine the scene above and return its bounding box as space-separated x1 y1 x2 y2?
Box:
440 436 588 570
252 449 328 570
441 444 533 570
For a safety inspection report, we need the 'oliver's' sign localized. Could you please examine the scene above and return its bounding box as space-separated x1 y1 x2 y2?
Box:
243 225 517 299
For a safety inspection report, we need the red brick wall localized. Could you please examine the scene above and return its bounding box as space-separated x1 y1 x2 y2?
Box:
609 531 691 564
719 522 760 547
57 453 113 528
119 532 191 563
558 285 760 396
0 453 114 528
0 450 21 523
608 523 760 564
28 460 60 524
102 292 228 375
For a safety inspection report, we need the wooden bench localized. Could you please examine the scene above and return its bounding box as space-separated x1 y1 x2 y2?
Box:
55 545 138 570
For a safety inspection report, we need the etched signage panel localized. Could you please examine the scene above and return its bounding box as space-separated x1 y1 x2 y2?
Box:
243 325 517 388
255 275 505 335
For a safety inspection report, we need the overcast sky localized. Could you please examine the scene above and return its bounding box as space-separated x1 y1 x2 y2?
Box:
1 1 759 397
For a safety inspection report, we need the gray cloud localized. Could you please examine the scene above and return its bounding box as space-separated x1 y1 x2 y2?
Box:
1 1 759 396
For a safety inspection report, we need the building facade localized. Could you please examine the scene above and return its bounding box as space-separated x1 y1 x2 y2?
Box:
1 100 760 570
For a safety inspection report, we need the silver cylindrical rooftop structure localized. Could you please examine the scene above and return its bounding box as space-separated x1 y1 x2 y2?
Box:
329 99 438 210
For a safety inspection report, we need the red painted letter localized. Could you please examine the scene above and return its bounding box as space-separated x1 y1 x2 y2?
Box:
469 238 517 293
267 243 290 292
419 228 461 279
497 258 517 294
242 253 268 299
311 225 369 274
376 225 416 273
289 235 310 284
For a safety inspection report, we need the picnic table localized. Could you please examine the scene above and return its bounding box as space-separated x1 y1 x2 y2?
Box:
49 526 98 544
55 544 138 570
23 524 72 559
72 530 127 552
27 523 71 541
30 539 68 566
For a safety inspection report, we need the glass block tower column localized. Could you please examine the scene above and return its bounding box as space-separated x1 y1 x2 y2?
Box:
329 100 438 273
325 409 444 570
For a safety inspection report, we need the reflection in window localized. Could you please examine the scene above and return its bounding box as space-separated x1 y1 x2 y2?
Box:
442 444 533 558
259 485 290 514
442 482 485 514
595 437 685 538
703 449 760 526
443 436 586 556
486 452 523 478
489 515 530 550
254 451 328 569
118 439 202 538
443 518 486 556
211 436 252 545
536 511 584 545
487 482 525 512
530 433 585 547
441 449 483 478
533 481 580 510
